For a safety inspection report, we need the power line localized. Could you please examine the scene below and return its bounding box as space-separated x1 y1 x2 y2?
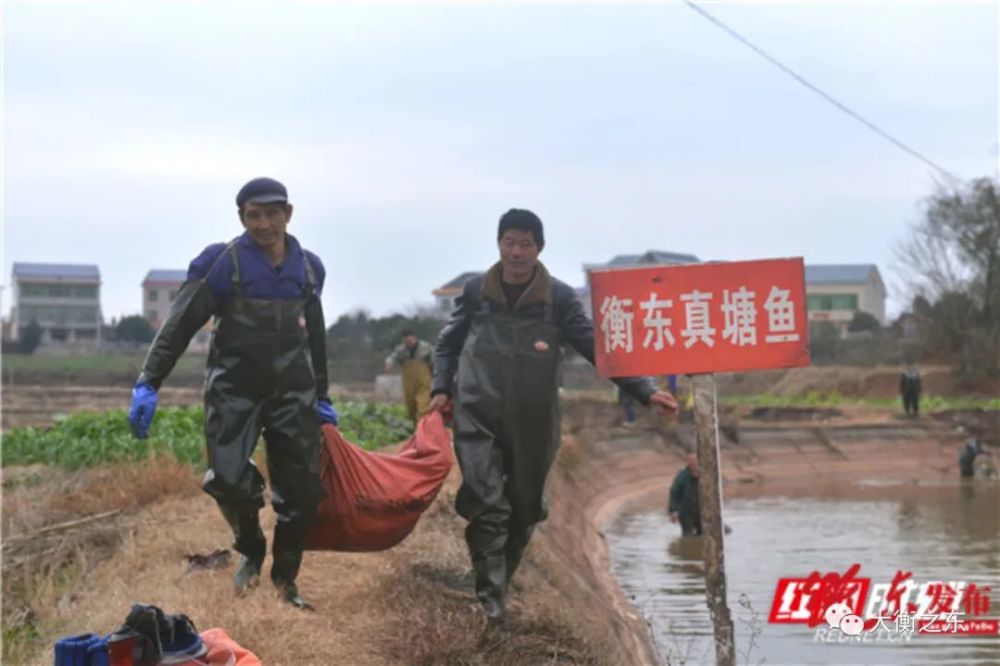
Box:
678 0 963 183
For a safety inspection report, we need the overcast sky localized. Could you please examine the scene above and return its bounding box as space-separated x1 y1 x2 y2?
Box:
3 0 997 323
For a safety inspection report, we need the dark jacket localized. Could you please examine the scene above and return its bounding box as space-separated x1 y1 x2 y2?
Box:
668 467 700 517
959 438 985 477
899 371 921 396
431 262 657 403
137 234 329 401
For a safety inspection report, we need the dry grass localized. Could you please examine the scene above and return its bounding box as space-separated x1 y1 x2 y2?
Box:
376 493 607 666
1 458 202 663
2 456 201 534
379 574 602 666
3 463 617 666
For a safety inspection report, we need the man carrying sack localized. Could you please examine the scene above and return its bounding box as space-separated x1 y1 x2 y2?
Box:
428 208 679 622
128 177 336 609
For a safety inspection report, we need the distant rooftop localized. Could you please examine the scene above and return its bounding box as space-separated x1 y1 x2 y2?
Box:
434 271 483 293
805 264 878 284
590 250 701 270
606 254 643 267
144 269 188 284
13 263 100 280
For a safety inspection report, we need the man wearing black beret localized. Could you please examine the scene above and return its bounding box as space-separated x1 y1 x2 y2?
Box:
128 177 336 610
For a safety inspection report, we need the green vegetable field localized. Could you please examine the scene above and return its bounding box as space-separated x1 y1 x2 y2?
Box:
2 401 413 470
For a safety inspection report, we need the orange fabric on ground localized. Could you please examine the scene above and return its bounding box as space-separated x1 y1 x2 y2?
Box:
175 627 261 666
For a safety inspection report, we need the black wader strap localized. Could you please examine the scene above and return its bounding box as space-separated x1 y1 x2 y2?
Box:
225 239 245 312
303 254 317 298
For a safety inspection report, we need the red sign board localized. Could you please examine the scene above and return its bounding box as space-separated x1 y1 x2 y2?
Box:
590 257 810 377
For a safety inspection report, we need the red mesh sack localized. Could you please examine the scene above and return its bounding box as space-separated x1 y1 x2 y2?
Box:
305 411 453 552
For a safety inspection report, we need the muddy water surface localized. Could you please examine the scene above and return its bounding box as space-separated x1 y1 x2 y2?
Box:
608 479 1000 666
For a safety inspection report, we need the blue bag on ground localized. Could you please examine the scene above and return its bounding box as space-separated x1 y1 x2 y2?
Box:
54 633 108 666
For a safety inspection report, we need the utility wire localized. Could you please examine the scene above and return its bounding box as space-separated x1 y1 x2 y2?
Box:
679 0 963 183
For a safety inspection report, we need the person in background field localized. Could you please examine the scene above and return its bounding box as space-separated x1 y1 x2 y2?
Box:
959 430 994 478
428 208 679 622
128 177 335 610
668 453 701 536
384 329 434 424
899 365 922 417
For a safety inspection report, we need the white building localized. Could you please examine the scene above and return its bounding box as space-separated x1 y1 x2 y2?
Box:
10 263 103 347
142 269 211 352
805 264 886 334
431 271 483 312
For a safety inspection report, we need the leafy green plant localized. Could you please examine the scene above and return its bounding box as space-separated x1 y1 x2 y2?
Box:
336 401 414 449
2 407 204 469
2 401 414 470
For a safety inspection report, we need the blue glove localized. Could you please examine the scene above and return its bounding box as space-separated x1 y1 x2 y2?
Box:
317 398 338 426
128 382 159 439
